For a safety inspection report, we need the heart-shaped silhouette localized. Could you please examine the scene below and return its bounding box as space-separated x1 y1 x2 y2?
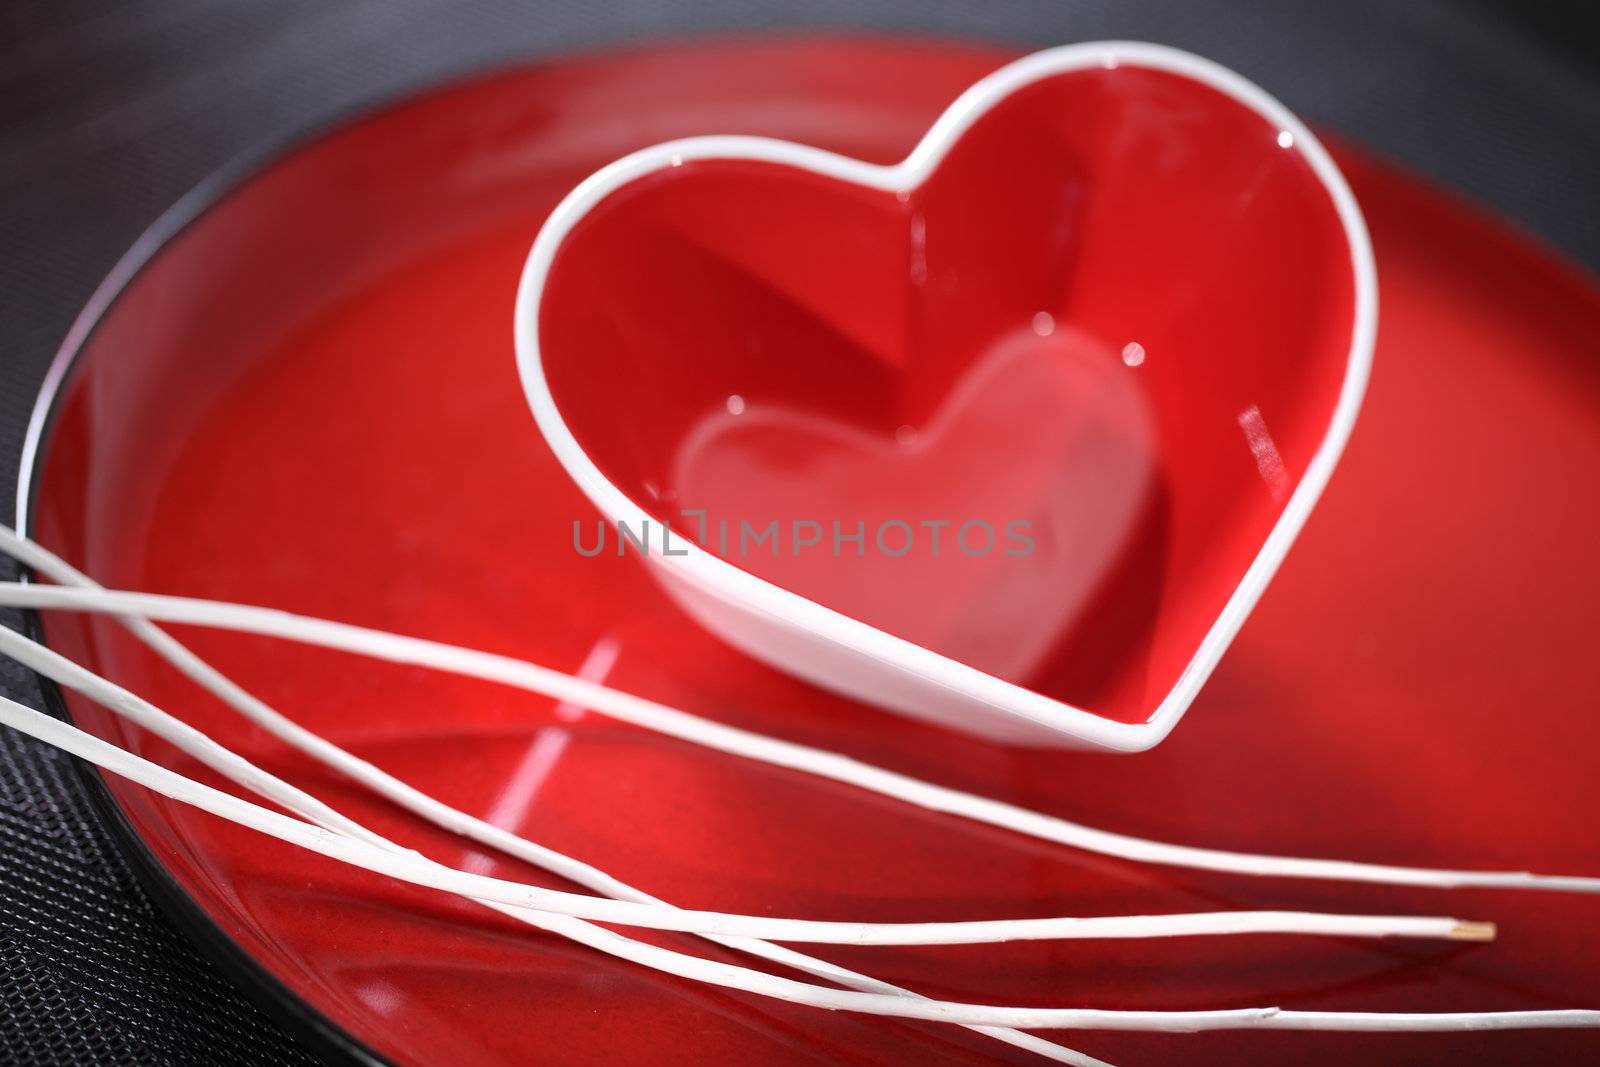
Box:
669 323 1156 689
516 42 1375 749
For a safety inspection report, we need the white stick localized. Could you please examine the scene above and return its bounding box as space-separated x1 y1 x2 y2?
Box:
0 627 1111 1066
2 694 1594 1035
0 566 1592 896
0 622 1482 946
0 535 1465 1067
0 534 1105 1065
0 688 1089 1064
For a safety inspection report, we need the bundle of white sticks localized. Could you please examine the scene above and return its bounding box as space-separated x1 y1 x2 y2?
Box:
0 523 1594 1067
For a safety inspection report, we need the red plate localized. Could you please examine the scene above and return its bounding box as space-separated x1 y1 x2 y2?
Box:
22 36 1600 1067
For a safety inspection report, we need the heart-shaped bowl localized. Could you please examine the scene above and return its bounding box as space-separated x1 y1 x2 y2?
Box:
515 41 1375 750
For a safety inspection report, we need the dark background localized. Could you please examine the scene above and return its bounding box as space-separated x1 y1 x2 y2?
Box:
1 2 1596 1063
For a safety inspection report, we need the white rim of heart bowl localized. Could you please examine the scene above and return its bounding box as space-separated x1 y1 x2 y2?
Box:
513 40 1377 753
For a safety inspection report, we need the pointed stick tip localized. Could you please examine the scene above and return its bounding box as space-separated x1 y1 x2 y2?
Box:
1449 920 1497 942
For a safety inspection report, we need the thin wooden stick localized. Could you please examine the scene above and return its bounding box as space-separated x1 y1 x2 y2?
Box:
0 557 1592 897
0 620 1484 947
1 694 1593 1035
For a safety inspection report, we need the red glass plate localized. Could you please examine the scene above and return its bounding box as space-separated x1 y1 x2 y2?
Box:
21 36 1600 1067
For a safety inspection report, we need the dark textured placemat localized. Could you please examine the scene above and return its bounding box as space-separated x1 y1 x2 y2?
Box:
1 2 1596 1064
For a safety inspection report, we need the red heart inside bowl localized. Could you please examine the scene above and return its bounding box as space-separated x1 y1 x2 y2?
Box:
530 50 1365 731
669 322 1157 691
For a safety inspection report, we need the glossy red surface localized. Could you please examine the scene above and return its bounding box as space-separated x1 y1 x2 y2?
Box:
539 63 1356 723
27 37 1600 1067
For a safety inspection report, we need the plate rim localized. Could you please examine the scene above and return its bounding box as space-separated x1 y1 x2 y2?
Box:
9 39 453 1067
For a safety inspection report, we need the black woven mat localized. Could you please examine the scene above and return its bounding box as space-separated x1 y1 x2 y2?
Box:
1 2 1596 1064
